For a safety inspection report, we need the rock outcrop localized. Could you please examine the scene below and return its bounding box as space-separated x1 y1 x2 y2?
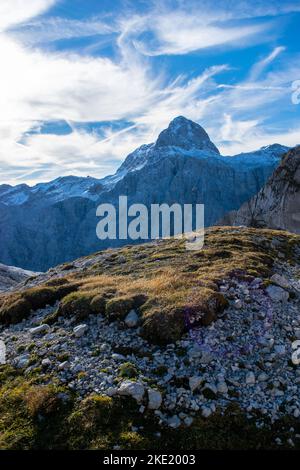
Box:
220 146 300 234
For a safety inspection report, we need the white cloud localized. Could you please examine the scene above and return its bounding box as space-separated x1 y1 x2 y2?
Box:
9 16 115 46
0 0 299 185
219 113 260 143
127 13 270 56
219 120 300 155
249 46 286 81
0 0 56 32
1 63 228 185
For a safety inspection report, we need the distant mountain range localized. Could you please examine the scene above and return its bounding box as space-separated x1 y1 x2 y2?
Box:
0 116 290 271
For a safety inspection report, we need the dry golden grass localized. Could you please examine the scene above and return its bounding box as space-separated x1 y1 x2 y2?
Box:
0 227 299 343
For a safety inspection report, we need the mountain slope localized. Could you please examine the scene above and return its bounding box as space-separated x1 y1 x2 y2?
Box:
0 116 288 271
0 264 36 292
220 146 300 233
0 226 299 449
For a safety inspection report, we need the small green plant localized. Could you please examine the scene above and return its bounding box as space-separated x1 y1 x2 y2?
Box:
118 362 138 379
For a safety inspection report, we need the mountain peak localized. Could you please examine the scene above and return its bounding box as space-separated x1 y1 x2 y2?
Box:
155 116 220 154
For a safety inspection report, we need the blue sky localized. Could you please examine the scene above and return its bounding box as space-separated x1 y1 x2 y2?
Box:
0 0 300 185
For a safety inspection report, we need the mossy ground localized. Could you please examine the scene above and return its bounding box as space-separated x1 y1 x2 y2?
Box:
1 365 300 450
1 227 299 344
0 227 299 449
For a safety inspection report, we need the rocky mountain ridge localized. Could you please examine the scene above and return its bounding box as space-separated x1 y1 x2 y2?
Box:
0 116 289 271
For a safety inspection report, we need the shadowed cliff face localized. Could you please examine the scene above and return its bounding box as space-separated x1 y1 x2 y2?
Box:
0 117 288 271
221 146 300 234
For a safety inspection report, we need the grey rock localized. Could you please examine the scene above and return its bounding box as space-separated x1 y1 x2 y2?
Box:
106 387 118 397
118 380 145 403
148 389 162 410
217 382 228 394
73 324 88 338
58 361 69 370
0 263 37 292
112 353 125 360
184 416 194 427
200 351 214 364
234 299 243 309
124 310 139 328
245 372 256 385
42 358 51 367
257 373 268 382
220 146 299 234
189 376 203 392
201 407 212 418
167 415 181 428
0 340 6 365
29 324 50 336
16 354 30 368
270 274 291 290
274 345 286 355
266 285 289 302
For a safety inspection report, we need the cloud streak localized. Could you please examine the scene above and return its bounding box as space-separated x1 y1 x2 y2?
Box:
0 0 299 185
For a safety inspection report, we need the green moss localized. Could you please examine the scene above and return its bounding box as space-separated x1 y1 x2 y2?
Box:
118 362 138 379
57 291 94 321
0 281 77 326
0 370 71 450
0 297 32 325
90 294 107 314
56 352 70 362
1 365 300 450
23 287 58 310
141 306 187 345
105 296 135 320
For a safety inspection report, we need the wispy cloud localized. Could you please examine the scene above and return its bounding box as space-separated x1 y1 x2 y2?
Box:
0 0 56 32
132 13 270 56
0 0 299 185
249 46 286 80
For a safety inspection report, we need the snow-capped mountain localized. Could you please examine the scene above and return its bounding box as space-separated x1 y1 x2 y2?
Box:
0 116 289 271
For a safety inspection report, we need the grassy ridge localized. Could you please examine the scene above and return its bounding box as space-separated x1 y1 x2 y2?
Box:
0 227 299 344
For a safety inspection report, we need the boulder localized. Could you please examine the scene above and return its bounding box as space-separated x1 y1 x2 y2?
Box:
118 380 145 403
124 310 139 328
73 324 88 338
266 285 289 303
148 389 162 410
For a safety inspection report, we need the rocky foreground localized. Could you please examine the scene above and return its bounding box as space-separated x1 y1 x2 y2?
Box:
0 227 299 449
